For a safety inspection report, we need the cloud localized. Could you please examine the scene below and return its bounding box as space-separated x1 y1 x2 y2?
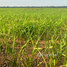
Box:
0 0 67 6
0 0 33 6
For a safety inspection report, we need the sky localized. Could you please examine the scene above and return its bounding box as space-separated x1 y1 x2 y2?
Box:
0 0 67 6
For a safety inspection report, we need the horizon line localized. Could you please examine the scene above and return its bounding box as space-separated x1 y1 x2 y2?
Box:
0 5 67 7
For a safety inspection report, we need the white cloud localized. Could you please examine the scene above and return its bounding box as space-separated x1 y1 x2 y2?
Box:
0 0 67 6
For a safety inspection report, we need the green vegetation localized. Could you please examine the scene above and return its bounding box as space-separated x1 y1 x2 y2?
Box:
0 8 67 67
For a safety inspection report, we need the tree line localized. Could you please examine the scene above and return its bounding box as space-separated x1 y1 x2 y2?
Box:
0 6 67 8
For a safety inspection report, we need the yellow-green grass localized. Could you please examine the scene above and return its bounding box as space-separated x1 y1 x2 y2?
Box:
0 8 67 67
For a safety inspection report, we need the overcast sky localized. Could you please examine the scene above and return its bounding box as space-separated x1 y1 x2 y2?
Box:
0 0 67 6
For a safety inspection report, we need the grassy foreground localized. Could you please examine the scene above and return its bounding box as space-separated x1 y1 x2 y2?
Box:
0 8 67 67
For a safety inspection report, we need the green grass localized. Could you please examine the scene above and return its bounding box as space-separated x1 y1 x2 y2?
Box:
0 8 67 67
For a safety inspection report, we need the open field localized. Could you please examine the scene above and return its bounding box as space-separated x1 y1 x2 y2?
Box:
0 8 67 67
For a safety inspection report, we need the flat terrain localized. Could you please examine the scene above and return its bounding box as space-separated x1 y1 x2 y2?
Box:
0 8 67 67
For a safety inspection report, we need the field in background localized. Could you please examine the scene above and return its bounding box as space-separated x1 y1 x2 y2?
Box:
0 8 67 67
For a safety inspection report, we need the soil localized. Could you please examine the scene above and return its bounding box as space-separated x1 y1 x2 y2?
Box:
0 38 65 67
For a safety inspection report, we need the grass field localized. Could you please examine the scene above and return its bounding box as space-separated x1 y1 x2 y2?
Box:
0 8 67 67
